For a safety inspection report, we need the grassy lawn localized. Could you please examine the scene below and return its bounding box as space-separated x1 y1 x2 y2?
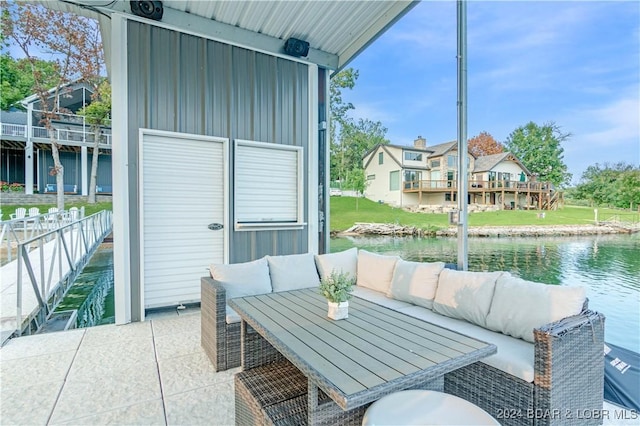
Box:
2 201 113 220
329 196 625 232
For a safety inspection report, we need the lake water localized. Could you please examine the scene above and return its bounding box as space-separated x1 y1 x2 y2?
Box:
330 233 640 353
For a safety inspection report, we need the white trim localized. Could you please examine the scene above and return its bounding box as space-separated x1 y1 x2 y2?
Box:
324 71 331 252
233 139 305 231
138 129 229 318
80 146 88 196
308 64 319 255
112 15 131 325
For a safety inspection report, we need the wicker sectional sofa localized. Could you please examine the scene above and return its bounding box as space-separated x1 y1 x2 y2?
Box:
201 248 605 426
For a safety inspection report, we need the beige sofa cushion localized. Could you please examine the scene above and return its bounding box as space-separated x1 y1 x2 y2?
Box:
397 305 535 383
210 257 272 301
356 250 400 294
267 253 320 292
314 248 358 281
433 269 503 327
387 260 445 309
486 273 586 343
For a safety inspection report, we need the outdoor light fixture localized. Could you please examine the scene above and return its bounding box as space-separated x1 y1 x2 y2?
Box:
130 1 163 21
284 38 310 58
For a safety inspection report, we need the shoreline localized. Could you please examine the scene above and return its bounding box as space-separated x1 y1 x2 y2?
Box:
336 223 639 238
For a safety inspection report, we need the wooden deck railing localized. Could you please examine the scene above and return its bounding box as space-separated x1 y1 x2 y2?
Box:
404 179 552 192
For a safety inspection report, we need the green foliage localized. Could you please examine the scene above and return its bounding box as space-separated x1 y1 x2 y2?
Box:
574 163 640 209
0 54 59 110
77 80 111 125
333 117 390 183
319 270 354 303
504 121 572 188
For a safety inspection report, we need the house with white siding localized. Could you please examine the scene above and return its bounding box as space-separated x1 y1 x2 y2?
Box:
363 136 553 210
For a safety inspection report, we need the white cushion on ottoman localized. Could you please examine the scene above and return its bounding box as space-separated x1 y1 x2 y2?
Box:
362 390 499 425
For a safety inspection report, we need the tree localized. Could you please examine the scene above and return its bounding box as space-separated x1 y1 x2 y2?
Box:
344 167 368 210
337 117 389 180
0 55 59 110
78 80 111 204
2 1 104 210
329 68 358 182
468 131 503 157
574 163 640 209
503 121 572 187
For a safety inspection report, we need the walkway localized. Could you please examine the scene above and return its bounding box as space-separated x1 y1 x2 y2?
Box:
0 232 74 337
0 307 634 425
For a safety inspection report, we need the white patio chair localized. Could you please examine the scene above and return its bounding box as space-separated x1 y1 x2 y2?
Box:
46 207 59 230
10 208 27 220
28 207 40 217
69 207 79 222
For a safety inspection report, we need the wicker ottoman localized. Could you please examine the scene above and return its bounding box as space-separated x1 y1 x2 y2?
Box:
361 390 499 426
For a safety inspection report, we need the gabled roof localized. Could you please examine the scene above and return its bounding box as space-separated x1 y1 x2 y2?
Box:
39 0 419 74
362 142 433 160
363 144 403 170
425 140 458 157
473 152 531 175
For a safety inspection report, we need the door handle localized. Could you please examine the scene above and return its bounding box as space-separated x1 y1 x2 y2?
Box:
208 223 223 230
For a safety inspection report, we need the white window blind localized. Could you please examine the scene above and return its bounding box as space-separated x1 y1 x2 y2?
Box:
234 140 303 229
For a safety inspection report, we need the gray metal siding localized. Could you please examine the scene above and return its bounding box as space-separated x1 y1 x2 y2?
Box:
127 22 310 299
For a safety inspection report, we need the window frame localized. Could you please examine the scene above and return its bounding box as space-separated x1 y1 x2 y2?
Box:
234 139 305 231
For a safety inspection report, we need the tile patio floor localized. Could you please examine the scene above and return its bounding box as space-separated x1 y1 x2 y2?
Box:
0 305 635 425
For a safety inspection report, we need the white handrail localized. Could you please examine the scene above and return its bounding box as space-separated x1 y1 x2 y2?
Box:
2 210 113 337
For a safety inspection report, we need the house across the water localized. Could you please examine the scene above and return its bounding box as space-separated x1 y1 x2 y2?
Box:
363 136 559 211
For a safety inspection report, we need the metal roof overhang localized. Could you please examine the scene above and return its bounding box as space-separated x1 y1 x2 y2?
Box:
37 0 419 74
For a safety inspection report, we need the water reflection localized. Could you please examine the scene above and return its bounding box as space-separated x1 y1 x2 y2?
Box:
330 233 640 353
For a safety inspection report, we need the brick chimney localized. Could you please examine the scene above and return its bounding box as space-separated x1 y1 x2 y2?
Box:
414 136 426 149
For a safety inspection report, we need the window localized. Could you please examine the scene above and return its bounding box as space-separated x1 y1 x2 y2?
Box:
234 140 304 230
445 193 458 202
404 151 423 161
404 170 421 189
378 152 384 164
430 159 440 168
389 171 400 191
367 174 376 180
447 155 457 168
447 170 456 188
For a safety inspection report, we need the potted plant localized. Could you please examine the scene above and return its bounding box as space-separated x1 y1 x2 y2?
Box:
319 270 355 320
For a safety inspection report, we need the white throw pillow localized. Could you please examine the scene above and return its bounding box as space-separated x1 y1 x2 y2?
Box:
387 259 445 309
485 273 586 343
432 269 503 327
356 250 399 294
314 248 358 281
209 257 272 300
267 253 320 292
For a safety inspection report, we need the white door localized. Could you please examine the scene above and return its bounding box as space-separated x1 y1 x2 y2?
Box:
140 130 227 311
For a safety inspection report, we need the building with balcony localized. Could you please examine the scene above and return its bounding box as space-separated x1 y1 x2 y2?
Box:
0 81 112 195
363 136 556 210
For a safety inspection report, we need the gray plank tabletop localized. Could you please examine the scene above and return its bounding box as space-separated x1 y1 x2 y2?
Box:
228 288 497 410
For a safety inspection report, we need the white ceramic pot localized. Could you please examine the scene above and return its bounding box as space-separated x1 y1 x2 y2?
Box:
327 300 349 320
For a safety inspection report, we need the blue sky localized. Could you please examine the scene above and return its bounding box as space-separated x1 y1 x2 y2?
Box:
342 1 639 184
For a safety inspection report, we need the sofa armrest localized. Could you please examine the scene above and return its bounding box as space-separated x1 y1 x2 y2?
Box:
201 276 228 371
533 310 605 425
